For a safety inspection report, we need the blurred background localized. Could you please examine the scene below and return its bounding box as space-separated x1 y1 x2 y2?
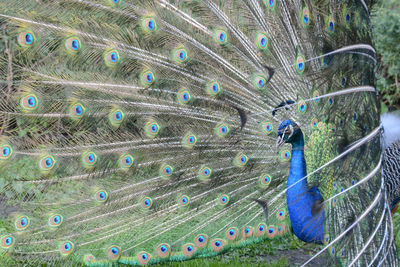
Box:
374 0 400 263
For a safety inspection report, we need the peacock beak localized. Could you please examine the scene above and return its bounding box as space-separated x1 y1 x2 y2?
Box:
276 135 285 149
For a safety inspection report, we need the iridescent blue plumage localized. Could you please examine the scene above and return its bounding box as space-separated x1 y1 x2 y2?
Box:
277 119 324 243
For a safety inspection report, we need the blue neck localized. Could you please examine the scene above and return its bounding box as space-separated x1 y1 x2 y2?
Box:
286 131 324 244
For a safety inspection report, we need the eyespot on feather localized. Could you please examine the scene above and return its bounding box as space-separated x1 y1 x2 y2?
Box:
65 36 82 54
81 151 97 168
107 245 121 260
156 243 170 258
1 235 15 249
206 80 222 96
48 214 63 227
59 241 75 256
195 234 209 248
69 102 86 119
142 16 158 33
20 93 38 112
177 89 192 104
182 243 196 257
214 28 228 45
0 144 13 160
18 30 36 47
104 49 120 67
15 215 30 230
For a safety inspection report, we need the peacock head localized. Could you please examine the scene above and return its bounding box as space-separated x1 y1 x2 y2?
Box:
276 119 301 148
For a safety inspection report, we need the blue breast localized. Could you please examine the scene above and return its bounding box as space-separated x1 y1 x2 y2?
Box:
286 132 324 244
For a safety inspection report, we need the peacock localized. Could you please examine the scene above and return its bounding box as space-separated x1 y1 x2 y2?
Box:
0 0 398 266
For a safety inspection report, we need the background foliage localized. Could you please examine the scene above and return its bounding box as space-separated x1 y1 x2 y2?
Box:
373 0 400 261
372 0 400 112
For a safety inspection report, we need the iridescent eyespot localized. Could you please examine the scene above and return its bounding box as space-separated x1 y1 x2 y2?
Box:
195 234 208 248
259 174 272 187
20 93 38 111
234 153 248 167
313 90 320 103
256 223 267 236
298 100 307 114
182 243 196 257
15 216 30 230
262 122 273 135
264 0 276 10
18 30 36 47
341 248 345 257
255 32 269 50
104 49 120 67
48 214 63 227
330 124 336 133
108 0 121 5
60 241 74 256
160 164 173 179
277 210 286 220
242 226 253 238
69 103 85 119
341 77 347 87
198 166 212 181
95 190 109 203
173 46 189 64
254 75 267 90
39 155 56 172
138 251 151 265
81 151 97 168
207 80 221 96
277 224 286 235
328 97 334 105
266 226 276 238
323 234 329 245
157 243 170 258
352 112 358 122
218 194 229 206
215 122 230 138
330 247 335 255
119 154 134 169
0 144 13 160
211 239 225 252
302 7 311 27
280 150 291 161
226 227 239 240
142 16 157 33
345 13 351 23
333 198 337 207
107 245 121 260
84 254 95 263
144 120 160 138
1 235 15 249
177 89 192 104
328 17 335 32
182 133 197 149
108 108 125 127
179 195 190 207
214 29 228 45
65 36 82 54
142 197 153 209
140 69 155 87
295 55 306 74
311 118 318 129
